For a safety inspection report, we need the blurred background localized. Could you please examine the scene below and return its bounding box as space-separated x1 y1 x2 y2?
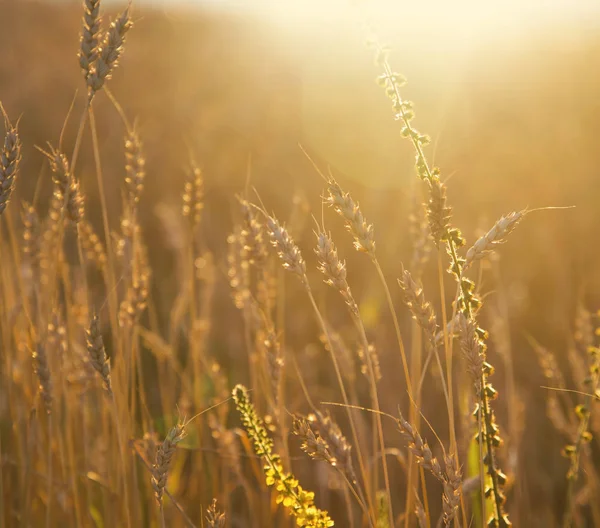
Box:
2 0 600 524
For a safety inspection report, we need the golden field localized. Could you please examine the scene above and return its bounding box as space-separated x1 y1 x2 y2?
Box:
1 1 600 526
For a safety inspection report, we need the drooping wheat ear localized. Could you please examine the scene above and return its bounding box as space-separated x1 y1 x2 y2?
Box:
87 7 133 99
46 146 85 224
79 220 107 270
183 163 204 231
206 499 226 527
239 197 268 265
463 210 526 271
21 201 40 260
151 422 187 504
398 268 437 347
325 179 375 257
78 0 102 79
232 385 335 527
314 230 358 316
397 411 461 527
124 126 145 212
85 313 112 394
457 313 486 392
264 213 307 284
0 104 22 216
119 246 151 327
32 344 52 414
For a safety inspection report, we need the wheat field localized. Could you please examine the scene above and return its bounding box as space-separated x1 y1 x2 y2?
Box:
1 1 600 527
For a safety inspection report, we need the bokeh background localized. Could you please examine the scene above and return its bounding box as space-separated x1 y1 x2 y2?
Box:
3 0 600 525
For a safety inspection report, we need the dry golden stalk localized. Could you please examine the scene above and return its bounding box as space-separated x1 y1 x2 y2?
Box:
32 344 52 414
314 230 358 316
463 210 525 271
326 179 375 256
124 127 145 211
0 104 22 216
151 422 187 504
85 314 112 394
183 164 204 230
206 499 226 527
87 7 133 98
78 0 101 79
